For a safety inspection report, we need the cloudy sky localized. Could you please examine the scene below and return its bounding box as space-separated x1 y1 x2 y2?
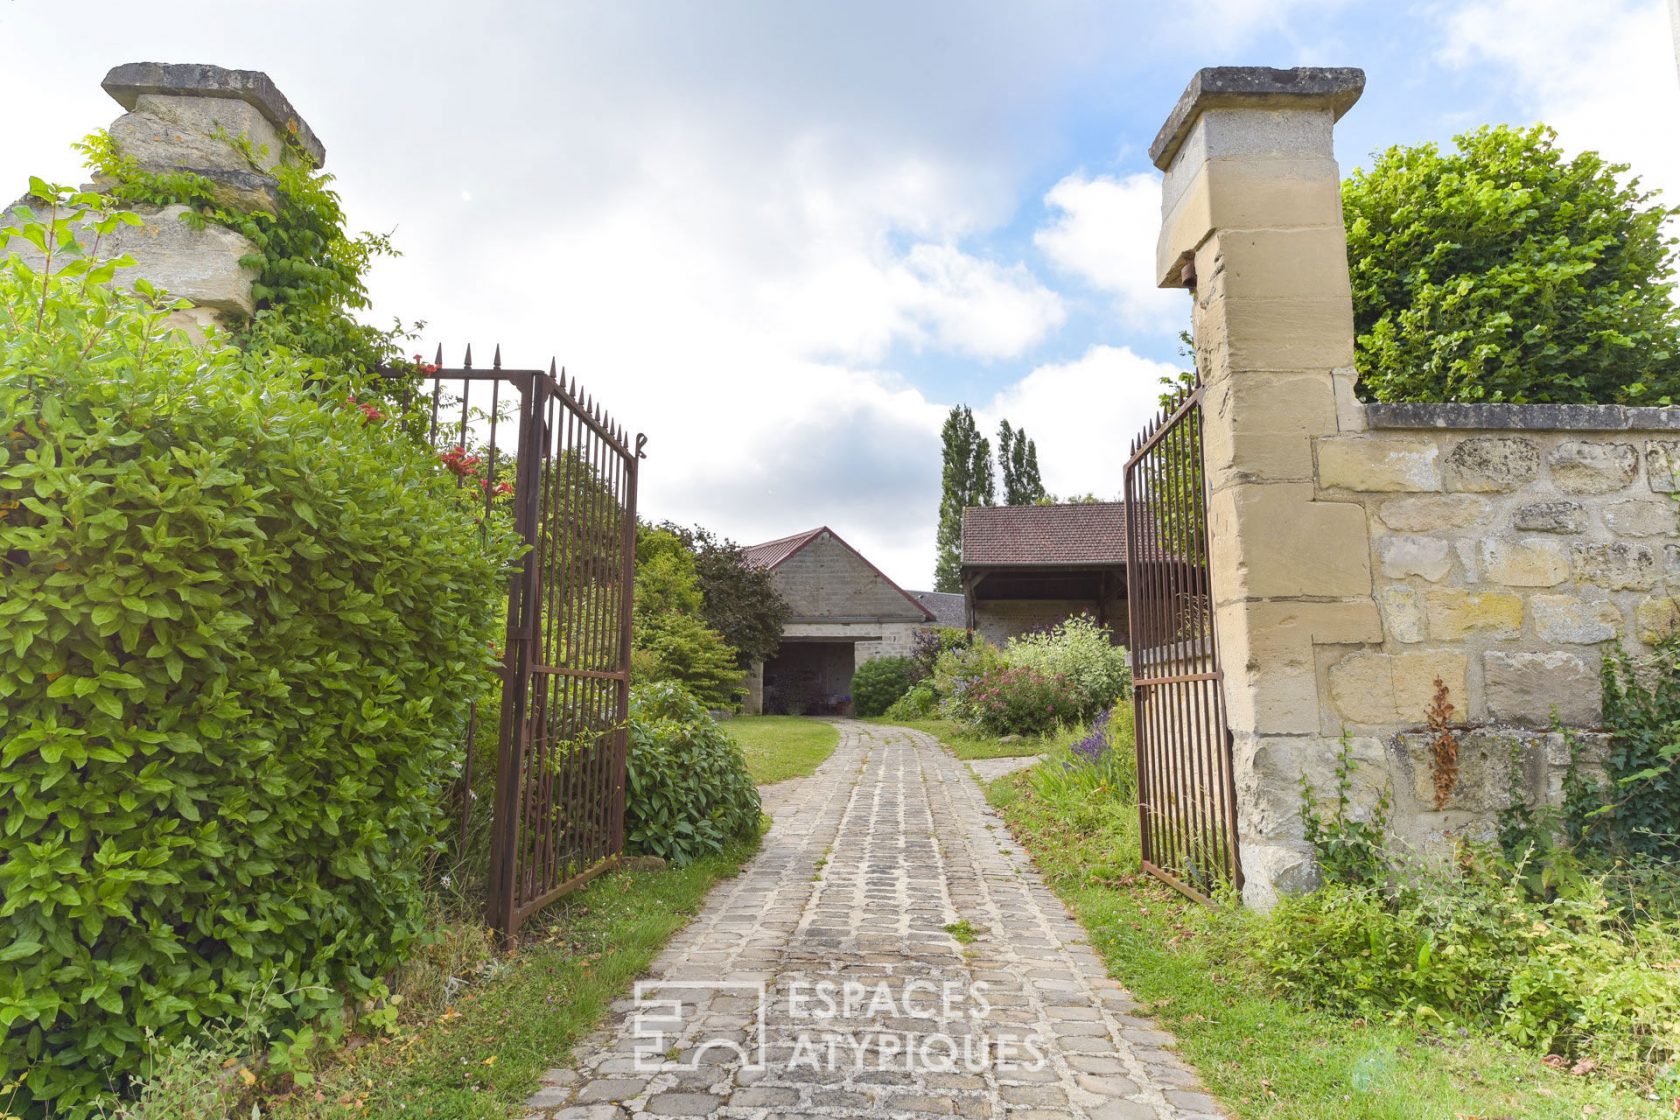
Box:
4 1 1678 588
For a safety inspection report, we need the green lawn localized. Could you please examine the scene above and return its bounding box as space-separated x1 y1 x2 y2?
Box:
881 716 1073 759
272 834 761 1120
723 715 839 784
989 769 1664 1119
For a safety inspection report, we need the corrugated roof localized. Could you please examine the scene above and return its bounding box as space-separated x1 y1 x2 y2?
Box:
961 502 1130 567
908 590 966 628
742 527 826 571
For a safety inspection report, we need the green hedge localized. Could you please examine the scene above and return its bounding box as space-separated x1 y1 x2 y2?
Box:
625 682 762 864
851 655 914 718
0 192 518 1115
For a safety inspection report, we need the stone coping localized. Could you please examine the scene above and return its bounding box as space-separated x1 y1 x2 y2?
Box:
102 62 325 167
1365 401 1680 432
1150 65 1365 169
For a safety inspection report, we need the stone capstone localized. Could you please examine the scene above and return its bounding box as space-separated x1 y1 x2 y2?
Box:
1445 436 1540 492
1149 66 1366 169
103 61 326 166
1483 650 1601 728
1548 441 1638 494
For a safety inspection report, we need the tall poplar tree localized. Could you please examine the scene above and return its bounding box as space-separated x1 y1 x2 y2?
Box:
934 405 993 592
998 419 1047 506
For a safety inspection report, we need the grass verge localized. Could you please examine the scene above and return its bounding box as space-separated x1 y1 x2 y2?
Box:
879 717 1074 759
989 768 1664 1119
268 832 762 1120
723 715 839 784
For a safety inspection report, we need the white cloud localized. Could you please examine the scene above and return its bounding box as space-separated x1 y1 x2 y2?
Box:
1436 0 1680 201
1035 172 1185 335
979 344 1183 503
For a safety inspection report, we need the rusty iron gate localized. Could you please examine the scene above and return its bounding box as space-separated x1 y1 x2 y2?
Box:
1123 369 1241 902
406 346 643 938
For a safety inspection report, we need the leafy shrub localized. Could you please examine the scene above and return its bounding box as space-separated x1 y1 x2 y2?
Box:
883 682 938 721
0 188 517 1115
909 626 971 682
625 682 762 864
1299 733 1394 887
1258 866 1680 1078
1587 635 1680 860
851 655 915 717
964 666 1077 737
1031 707 1137 806
1274 733 1680 1085
1003 615 1129 720
932 638 1005 725
1344 123 1680 405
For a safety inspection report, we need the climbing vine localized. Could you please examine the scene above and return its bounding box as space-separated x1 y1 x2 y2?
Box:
76 129 416 398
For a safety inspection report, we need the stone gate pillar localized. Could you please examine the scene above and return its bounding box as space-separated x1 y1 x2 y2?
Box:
11 63 323 342
1150 67 1378 908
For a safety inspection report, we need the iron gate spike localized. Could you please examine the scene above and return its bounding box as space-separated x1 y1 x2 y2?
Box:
463 344 473 369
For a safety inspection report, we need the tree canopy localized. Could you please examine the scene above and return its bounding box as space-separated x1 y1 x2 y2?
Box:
1344 123 1680 405
998 420 1047 506
934 405 994 593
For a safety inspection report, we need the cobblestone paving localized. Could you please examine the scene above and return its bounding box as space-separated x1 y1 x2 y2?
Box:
524 721 1224 1120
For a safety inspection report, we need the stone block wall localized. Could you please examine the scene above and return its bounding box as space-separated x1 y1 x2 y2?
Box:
1271 402 1680 862
1148 66 1675 906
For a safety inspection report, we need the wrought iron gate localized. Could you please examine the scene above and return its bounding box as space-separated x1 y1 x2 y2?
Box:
408 346 642 938
1123 369 1241 902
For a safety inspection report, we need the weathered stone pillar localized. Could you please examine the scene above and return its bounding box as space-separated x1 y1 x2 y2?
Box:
1151 67 1379 908
14 63 324 341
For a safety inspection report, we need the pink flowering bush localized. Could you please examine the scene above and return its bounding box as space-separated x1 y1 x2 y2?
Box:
965 666 1079 737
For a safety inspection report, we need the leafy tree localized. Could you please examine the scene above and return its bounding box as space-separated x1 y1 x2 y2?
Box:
934 405 993 593
632 526 744 709
997 420 1047 506
655 522 789 666
1344 124 1680 404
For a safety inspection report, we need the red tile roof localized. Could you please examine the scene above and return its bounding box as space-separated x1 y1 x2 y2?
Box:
742 527 825 571
961 502 1130 567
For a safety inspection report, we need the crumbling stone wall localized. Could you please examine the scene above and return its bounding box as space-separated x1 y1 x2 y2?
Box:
11 62 322 340
1150 67 1679 907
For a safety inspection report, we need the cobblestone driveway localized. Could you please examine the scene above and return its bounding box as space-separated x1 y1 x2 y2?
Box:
524 721 1224 1120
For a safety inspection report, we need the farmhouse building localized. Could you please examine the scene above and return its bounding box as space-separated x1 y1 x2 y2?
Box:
742 527 937 715
960 502 1130 645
